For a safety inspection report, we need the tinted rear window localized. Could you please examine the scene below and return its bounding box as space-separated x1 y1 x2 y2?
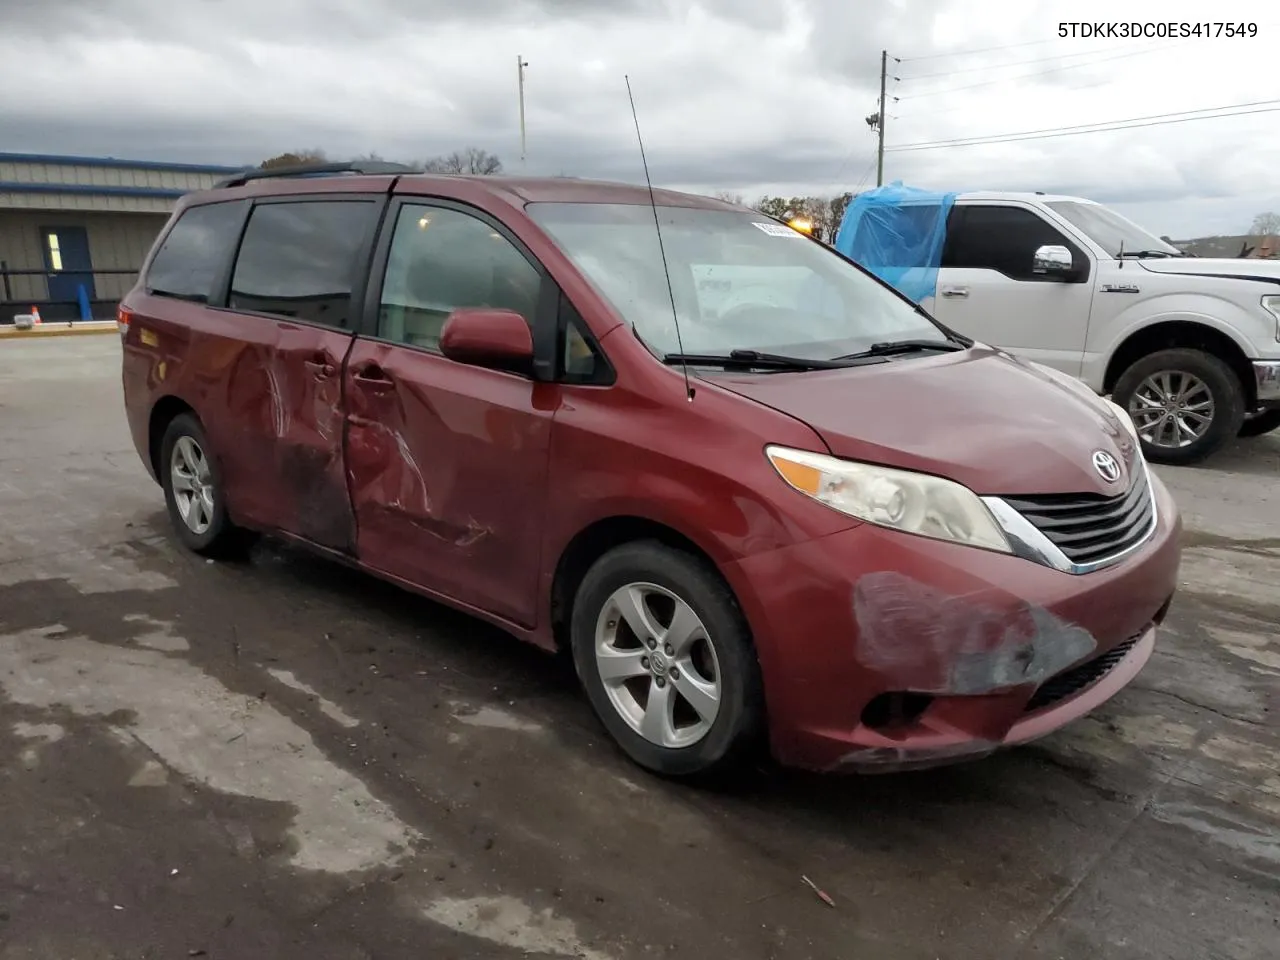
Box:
228 200 377 329
145 200 247 302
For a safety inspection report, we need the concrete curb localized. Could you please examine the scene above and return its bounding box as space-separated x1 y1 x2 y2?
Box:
1 321 119 339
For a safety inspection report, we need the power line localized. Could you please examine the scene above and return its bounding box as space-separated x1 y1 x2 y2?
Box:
885 99 1280 152
898 37 1065 63
897 40 1167 80
895 41 1188 100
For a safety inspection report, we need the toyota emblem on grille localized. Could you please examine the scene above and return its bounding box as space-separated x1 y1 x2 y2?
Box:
1092 450 1122 483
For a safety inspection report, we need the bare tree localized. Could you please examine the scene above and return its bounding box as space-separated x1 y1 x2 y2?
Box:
422 147 503 175
259 149 328 169
1249 211 1280 235
711 190 745 205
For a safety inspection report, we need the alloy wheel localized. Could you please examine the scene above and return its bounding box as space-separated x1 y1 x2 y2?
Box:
1128 370 1216 450
593 582 722 749
170 435 215 535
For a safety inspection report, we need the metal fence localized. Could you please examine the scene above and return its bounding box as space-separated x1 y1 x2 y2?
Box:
1 263 141 323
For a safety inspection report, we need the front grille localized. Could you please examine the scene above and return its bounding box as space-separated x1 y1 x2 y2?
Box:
1025 634 1141 713
1002 470 1154 567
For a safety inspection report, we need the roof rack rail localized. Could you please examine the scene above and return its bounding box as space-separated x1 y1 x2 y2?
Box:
214 160 418 189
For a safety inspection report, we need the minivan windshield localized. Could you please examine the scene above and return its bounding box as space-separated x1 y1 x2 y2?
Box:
1045 200 1184 259
528 202 951 362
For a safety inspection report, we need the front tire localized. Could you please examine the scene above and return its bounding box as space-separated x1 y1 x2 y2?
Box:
159 413 248 557
1112 348 1245 465
569 541 765 779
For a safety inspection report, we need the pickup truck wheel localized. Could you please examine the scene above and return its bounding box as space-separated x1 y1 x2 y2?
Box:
569 541 765 779
1112 349 1245 465
1239 408 1280 438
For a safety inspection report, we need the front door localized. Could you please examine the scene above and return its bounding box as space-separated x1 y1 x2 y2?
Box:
930 204 1096 377
41 226 96 307
345 199 555 627
221 195 382 551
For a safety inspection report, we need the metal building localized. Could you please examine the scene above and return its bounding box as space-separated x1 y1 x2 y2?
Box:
1 152 243 323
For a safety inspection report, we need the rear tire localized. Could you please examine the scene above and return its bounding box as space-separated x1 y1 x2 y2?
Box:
1238 408 1280 439
159 413 251 558
569 540 765 779
1112 348 1245 465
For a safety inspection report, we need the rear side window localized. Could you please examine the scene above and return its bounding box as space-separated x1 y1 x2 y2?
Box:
229 200 377 328
145 201 246 302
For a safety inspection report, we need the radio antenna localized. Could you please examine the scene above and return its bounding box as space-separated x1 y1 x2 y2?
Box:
625 74 693 402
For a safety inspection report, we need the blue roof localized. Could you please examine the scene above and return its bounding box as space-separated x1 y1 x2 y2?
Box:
0 151 245 174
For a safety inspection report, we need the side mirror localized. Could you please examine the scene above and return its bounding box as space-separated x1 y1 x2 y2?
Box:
1033 244 1074 278
439 308 534 374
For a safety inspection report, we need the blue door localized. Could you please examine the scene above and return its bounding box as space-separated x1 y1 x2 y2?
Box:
41 226 96 305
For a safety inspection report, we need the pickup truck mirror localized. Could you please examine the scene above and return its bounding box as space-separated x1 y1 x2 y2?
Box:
1033 244 1075 278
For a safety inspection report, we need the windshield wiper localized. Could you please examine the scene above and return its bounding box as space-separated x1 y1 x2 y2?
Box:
662 349 877 371
1118 250 1182 259
833 338 967 361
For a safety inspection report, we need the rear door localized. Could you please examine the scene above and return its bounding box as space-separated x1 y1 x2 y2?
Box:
219 195 383 551
930 203 1096 375
344 198 557 627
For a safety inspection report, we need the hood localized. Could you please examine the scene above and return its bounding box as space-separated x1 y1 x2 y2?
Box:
710 346 1138 497
1138 257 1280 284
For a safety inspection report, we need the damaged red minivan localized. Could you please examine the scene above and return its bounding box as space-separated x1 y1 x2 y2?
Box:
120 162 1181 777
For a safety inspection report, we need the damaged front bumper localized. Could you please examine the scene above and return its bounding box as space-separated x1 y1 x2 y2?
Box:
725 471 1181 773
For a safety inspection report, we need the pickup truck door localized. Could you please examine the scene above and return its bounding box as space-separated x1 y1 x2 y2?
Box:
930 203 1096 377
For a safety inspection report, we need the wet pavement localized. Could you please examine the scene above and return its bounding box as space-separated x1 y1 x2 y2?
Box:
2 336 1277 960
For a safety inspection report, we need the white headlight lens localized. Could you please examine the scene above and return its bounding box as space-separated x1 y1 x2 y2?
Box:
765 446 1012 553
1262 295 1280 341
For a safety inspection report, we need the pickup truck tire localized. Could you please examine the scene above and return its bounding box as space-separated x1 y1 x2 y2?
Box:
1112 349 1246 466
1239 408 1280 438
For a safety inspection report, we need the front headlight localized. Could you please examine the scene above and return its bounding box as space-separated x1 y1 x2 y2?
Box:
1262 295 1280 342
765 445 1012 553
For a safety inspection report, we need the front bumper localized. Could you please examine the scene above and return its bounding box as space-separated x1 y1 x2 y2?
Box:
725 472 1182 772
1252 360 1280 405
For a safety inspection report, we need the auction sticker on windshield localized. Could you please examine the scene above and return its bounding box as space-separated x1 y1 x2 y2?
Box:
752 221 806 238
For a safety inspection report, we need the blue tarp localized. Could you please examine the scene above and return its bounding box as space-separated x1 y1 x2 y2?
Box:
833 181 957 304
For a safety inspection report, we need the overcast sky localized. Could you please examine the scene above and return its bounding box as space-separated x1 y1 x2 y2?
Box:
2 0 1277 237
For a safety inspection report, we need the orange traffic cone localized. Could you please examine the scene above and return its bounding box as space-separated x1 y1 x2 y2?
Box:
31 306 41 325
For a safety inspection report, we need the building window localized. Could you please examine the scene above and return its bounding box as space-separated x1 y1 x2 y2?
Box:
46 233 63 272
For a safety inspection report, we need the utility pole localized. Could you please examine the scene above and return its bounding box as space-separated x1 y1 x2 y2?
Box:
517 55 530 169
876 49 887 186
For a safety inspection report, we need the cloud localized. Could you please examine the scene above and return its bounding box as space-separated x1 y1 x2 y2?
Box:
1 0 1276 237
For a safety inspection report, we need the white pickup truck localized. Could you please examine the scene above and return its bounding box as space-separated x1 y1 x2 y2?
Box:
851 191 1280 465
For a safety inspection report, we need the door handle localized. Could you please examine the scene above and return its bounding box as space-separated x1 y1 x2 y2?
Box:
353 364 395 390
304 359 336 378
940 286 969 299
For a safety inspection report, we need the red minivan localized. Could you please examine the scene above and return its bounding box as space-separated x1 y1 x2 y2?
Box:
120 162 1181 777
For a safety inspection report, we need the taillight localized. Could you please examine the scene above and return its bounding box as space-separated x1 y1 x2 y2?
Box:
117 306 133 339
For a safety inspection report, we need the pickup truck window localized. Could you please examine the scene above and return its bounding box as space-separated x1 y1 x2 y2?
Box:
944 205 1086 282
1044 201 1182 259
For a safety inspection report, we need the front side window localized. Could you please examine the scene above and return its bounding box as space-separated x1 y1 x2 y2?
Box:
146 200 246 302
1045 200 1183 259
376 204 542 352
946 206 1080 281
527 202 946 362
228 200 376 328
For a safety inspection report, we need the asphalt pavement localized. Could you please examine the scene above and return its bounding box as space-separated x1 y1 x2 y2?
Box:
1 336 1277 960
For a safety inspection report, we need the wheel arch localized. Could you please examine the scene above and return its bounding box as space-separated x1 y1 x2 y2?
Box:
148 395 197 480
549 515 735 654
1103 319 1255 408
